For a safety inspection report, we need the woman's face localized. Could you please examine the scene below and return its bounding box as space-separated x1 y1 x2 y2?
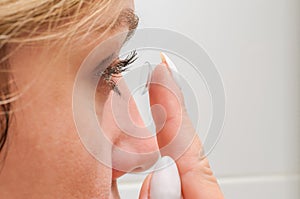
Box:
0 0 159 198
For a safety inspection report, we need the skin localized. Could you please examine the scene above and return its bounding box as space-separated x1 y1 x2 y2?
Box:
0 0 224 198
139 64 224 199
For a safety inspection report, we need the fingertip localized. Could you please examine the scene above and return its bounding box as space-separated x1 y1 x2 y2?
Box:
150 156 182 199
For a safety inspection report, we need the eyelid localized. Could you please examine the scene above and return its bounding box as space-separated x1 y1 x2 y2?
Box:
95 50 138 95
92 53 117 76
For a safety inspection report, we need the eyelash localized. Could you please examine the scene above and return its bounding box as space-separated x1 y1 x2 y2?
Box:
99 50 138 95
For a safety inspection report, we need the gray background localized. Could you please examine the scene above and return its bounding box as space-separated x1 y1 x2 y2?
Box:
118 0 300 198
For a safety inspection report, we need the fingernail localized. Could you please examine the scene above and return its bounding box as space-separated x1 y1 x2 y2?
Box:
160 52 179 73
150 156 182 199
160 52 181 88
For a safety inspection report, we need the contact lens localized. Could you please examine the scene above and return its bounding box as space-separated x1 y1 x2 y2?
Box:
139 61 152 95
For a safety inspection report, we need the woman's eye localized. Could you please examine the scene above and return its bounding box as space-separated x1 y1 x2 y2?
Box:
97 50 138 95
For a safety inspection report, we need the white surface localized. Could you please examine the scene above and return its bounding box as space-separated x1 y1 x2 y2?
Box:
119 174 300 199
118 0 300 198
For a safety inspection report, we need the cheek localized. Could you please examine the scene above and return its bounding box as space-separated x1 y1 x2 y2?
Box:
7 77 112 196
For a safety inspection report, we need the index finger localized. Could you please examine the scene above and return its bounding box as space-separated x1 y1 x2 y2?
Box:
149 64 224 199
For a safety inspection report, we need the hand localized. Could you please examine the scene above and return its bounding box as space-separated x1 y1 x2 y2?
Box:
139 64 224 199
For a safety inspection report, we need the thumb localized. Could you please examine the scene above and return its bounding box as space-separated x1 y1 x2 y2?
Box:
139 157 182 199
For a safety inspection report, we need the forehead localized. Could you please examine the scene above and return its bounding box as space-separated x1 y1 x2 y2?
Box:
66 1 139 57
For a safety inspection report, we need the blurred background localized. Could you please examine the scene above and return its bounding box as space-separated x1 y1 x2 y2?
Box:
118 0 300 198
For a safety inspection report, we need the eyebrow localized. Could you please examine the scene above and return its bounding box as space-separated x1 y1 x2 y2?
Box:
112 8 139 42
93 9 139 73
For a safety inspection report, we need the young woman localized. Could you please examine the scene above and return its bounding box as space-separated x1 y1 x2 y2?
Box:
0 0 224 198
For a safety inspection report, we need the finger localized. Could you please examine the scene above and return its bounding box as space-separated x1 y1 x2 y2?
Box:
139 174 152 199
149 63 195 163
149 156 182 199
149 64 224 199
139 157 182 199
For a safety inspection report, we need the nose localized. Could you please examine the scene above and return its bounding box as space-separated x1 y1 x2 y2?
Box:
100 77 160 173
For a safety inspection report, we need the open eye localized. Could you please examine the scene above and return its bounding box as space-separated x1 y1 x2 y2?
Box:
97 50 138 95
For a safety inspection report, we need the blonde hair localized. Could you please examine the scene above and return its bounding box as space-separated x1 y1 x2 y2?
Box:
0 0 127 154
